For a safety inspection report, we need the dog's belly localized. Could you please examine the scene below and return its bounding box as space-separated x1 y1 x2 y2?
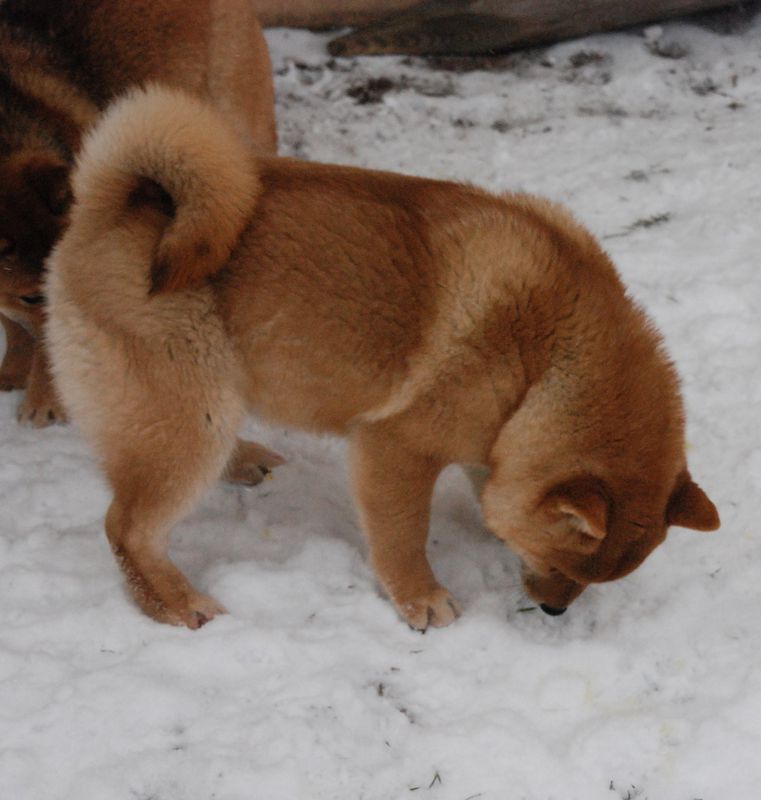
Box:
220 261 424 434
237 335 397 433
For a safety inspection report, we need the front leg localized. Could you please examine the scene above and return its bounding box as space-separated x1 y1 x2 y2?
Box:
350 424 460 631
17 339 68 427
0 314 34 391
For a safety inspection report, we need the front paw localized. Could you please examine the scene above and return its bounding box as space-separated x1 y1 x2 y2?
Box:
223 440 286 486
396 587 461 632
17 389 68 427
0 370 26 392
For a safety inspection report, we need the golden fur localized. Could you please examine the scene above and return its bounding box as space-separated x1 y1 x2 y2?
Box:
47 87 720 630
0 0 275 425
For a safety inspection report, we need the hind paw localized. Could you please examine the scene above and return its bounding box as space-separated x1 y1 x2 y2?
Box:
169 593 227 630
138 587 227 630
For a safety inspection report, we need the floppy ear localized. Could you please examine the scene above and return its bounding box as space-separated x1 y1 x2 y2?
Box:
667 478 720 531
542 477 609 540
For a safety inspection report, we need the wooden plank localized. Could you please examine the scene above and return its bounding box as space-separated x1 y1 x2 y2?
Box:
254 0 419 29
295 0 742 56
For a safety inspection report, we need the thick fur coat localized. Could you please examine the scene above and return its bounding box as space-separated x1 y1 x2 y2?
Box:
0 0 275 424
47 87 719 630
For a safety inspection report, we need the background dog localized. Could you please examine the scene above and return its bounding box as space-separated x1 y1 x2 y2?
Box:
47 87 719 630
0 0 276 426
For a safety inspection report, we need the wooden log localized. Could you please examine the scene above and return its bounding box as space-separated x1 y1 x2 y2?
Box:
254 0 419 29
318 0 741 56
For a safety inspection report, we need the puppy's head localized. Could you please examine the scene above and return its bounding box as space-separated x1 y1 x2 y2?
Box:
505 473 717 614
0 150 72 329
480 406 719 614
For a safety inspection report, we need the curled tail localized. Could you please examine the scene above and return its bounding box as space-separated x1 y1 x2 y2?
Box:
71 84 261 294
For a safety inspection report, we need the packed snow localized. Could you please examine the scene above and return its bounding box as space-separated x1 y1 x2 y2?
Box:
2 8 760 799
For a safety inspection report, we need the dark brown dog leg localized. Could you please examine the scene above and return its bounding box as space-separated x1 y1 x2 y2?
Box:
0 314 34 391
350 424 460 631
17 338 68 426
222 438 286 486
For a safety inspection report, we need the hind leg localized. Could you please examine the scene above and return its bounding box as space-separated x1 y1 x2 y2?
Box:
103 412 239 629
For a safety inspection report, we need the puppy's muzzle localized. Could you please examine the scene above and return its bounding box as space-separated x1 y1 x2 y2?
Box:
539 603 567 616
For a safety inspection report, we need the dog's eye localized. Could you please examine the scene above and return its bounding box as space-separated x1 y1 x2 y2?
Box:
0 238 15 258
19 294 45 306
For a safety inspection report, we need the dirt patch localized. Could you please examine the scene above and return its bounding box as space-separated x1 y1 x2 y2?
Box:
346 73 455 103
347 76 396 104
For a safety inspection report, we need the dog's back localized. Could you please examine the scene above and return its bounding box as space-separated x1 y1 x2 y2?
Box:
49 86 683 446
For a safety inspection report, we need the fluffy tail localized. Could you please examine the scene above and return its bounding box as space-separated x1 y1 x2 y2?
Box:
71 84 261 294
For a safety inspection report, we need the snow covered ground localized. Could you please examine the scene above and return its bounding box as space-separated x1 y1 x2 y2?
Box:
2 8 761 799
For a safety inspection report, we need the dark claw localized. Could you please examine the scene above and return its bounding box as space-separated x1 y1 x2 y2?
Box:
408 608 432 634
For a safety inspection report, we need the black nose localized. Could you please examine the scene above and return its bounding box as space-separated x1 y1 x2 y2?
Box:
540 603 567 616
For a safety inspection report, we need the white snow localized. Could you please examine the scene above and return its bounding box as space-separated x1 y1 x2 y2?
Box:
2 10 761 799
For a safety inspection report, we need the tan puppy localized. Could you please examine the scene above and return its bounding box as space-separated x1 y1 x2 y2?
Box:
47 87 719 630
0 0 276 425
